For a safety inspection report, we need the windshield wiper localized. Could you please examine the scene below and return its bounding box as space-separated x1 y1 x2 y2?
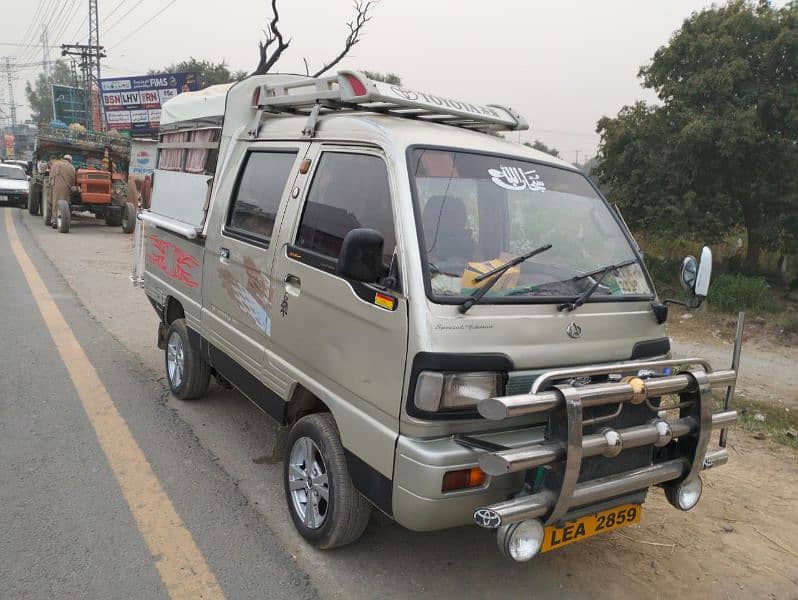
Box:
556 258 638 312
460 244 552 313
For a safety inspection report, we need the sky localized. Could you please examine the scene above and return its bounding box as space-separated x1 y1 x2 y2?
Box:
0 0 789 160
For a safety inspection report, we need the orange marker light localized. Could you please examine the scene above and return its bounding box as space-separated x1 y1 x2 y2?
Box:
442 467 486 493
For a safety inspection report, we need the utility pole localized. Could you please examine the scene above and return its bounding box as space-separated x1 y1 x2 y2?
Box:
88 0 105 131
3 57 18 156
41 24 51 80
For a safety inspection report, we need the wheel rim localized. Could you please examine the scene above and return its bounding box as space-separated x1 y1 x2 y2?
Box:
166 331 184 388
288 436 330 529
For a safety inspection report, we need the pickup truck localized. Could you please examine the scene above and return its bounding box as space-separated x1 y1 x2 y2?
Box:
138 71 742 560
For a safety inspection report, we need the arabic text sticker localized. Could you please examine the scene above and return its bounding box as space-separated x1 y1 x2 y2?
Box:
489 165 546 192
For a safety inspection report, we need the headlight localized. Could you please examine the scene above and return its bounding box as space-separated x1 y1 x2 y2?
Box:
414 371 503 412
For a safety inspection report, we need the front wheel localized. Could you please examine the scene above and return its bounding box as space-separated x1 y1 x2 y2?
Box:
284 413 371 549
165 319 210 400
121 202 136 234
56 200 70 233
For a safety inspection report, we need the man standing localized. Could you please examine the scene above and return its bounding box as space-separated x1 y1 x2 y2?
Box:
49 154 76 229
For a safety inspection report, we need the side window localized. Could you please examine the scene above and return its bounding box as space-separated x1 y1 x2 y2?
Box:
296 152 395 271
226 151 297 243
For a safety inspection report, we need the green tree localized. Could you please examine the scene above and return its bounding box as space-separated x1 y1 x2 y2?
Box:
524 139 560 158
155 58 248 89
361 71 402 85
25 60 75 124
595 0 798 270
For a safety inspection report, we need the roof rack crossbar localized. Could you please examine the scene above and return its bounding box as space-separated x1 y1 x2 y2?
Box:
252 70 528 132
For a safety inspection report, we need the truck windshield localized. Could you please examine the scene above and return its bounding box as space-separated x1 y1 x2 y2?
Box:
408 148 652 303
0 165 26 180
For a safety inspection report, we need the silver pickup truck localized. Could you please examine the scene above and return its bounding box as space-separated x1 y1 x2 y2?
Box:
138 71 741 560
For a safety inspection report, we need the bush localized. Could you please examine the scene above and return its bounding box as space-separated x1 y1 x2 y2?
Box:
708 274 775 312
643 254 681 297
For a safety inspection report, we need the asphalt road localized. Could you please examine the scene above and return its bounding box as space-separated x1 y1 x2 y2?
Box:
0 207 316 600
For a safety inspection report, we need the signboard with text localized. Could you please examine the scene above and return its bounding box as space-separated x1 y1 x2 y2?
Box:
99 72 198 135
52 84 89 126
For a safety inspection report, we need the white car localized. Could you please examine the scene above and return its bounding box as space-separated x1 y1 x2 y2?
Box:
0 163 29 208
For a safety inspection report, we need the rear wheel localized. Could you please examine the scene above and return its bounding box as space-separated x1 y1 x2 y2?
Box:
121 202 136 234
105 206 122 226
56 200 70 233
43 196 52 226
29 183 41 215
284 413 371 549
165 319 211 400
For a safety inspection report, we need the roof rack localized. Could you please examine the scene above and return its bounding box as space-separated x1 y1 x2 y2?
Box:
251 70 529 134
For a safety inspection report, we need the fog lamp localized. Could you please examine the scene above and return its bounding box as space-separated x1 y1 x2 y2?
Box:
666 476 703 511
497 519 545 562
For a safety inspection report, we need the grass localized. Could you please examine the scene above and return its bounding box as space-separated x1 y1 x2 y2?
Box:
733 397 798 450
708 273 776 313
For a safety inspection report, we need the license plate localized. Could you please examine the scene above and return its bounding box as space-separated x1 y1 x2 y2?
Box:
541 503 641 553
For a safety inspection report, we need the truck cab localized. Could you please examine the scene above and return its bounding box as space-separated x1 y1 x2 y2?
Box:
140 72 740 560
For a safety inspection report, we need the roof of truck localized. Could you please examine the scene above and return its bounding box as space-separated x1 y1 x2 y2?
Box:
160 83 234 126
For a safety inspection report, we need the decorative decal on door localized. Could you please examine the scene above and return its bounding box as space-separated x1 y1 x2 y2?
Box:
218 256 273 335
147 235 200 288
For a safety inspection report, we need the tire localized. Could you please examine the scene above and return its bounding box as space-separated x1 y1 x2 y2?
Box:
284 413 371 549
105 206 122 226
29 183 41 215
43 196 52 226
121 202 136 234
56 200 70 233
165 319 211 400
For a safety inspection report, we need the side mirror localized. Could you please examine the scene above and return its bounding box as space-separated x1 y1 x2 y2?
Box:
679 246 712 308
337 228 384 283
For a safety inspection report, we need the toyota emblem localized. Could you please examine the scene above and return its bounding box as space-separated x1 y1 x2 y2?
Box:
473 508 502 529
566 322 582 339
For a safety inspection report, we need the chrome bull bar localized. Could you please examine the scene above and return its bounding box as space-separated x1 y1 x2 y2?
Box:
472 313 745 530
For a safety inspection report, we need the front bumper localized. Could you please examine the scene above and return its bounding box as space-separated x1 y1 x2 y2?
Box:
0 191 28 206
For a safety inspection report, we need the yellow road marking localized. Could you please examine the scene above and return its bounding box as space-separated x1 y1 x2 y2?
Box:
5 211 225 600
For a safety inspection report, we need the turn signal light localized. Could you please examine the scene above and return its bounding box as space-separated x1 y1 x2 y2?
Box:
442 467 486 492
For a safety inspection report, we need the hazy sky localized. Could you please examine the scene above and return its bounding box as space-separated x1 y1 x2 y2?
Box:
1 0 788 159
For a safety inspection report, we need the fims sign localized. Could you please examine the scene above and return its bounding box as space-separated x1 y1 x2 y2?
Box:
100 72 198 134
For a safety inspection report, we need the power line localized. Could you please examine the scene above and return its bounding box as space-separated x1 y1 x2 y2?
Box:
14 0 48 59
103 0 133 23
103 0 148 36
108 0 178 50
16 0 61 63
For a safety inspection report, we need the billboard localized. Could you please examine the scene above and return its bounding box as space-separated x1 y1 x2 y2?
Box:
99 72 198 135
52 84 89 126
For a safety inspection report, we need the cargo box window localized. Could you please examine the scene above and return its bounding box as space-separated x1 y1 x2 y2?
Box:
226 151 297 244
296 152 395 271
157 128 221 175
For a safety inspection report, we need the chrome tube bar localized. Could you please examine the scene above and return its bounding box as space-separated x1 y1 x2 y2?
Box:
703 448 728 469
479 368 738 421
474 459 687 528
721 312 745 447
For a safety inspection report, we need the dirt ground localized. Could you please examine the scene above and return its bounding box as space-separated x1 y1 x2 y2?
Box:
17 211 798 599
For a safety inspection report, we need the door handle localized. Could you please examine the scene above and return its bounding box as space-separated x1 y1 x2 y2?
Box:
284 274 301 296
219 247 230 260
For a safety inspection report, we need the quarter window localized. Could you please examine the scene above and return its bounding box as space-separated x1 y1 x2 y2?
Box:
227 151 297 242
296 152 395 271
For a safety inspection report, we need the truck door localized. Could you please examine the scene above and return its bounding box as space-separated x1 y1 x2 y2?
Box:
268 146 408 477
201 144 307 385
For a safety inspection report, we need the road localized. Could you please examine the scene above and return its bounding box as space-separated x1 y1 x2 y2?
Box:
0 208 315 599
2 207 797 599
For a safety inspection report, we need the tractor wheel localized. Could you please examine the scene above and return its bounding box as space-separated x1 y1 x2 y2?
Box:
56 200 71 233
28 183 41 215
121 202 136 234
105 206 122 227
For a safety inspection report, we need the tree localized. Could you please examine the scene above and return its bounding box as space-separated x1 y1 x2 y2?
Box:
155 58 248 89
254 0 377 75
595 1 798 270
25 60 75 124
524 139 560 158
